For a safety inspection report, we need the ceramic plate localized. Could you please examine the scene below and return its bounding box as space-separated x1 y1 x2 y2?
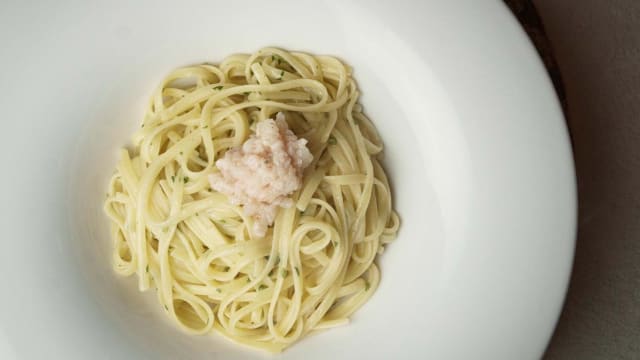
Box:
0 1 575 359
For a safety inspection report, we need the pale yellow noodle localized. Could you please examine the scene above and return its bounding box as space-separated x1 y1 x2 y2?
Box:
103 47 399 353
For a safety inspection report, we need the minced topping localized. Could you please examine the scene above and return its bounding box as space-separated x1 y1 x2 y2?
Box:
208 112 313 237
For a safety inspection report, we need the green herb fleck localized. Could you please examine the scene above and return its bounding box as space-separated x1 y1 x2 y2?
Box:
164 305 168 310
216 288 222 293
243 92 250 96
271 54 283 65
258 284 267 291
279 70 285 79
146 265 149 273
295 267 300 276
179 151 183 155
195 212 199 216
281 268 289 277
264 255 269 260
171 175 175 182
223 266 230 272
328 136 337 145
183 176 189 183
141 124 145 128
364 281 371 291
213 85 224 90
246 277 251 283
333 240 339 247
274 255 280 266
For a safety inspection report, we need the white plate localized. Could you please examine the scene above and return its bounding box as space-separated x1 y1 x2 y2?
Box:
0 1 575 359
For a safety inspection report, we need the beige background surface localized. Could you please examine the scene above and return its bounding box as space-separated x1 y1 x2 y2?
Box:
530 1 640 359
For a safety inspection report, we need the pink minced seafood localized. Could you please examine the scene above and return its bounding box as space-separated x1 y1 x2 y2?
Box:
208 112 313 237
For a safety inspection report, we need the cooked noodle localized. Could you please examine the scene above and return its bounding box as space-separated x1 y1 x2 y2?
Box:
103 47 399 352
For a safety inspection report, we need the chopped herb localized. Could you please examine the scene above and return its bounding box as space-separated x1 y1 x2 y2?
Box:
281 268 289 277
328 136 337 145
364 281 371 291
264 255 269 260
216 288 222 293
213 85 224 90
274 255 280 266
246 277 251 283
171 175 175 182
258 284 267 291
243 92 250 96
279 70 285 79
183 176 189 183
179 151 183 155
295 267 300 276
270 54 282 65
146 265 149 273
195 212 199 216
333 240 339 247
141 124 145 128
164 305 168 310
223 266 230 272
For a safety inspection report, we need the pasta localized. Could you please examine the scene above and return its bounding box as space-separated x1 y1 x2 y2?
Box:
103 47 399 352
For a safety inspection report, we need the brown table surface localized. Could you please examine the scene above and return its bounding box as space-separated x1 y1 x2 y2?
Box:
506 1 640 358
